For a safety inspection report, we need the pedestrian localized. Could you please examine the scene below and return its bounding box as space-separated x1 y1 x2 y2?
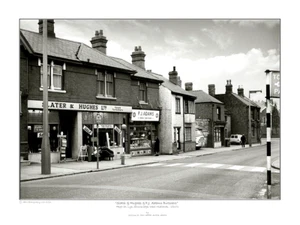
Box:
154 136 160 156
241 134 246 147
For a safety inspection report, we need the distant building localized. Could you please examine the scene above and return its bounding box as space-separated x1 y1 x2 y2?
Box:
152 67 197 154
185 83 227 148
260 104 280 138
214 80 261 144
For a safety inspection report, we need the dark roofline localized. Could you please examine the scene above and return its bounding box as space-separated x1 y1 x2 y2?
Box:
20 31 34 54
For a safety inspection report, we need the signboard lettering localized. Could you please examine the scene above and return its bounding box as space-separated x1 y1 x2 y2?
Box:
83 125 93 135
131 110 160 121
28 100 132 113
270 71 280 98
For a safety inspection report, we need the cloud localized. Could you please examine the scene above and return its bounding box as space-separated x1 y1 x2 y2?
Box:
214 19 279 29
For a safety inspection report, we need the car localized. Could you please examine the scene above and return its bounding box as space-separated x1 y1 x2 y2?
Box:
230 134 243 145
195 129 205 149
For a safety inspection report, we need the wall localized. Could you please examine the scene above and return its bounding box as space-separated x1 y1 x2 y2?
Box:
26 55 132 106
158 86 173 154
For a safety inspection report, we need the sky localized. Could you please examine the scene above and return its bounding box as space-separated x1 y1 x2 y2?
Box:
20 19 280 104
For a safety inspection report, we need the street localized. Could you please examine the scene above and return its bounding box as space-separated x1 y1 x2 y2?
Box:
20 140 280 200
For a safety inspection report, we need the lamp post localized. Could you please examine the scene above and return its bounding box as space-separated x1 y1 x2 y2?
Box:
248 90 262 147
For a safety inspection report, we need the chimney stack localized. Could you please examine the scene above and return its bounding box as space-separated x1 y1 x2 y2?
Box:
131 46 146 69
237 85 244 97
169 66 180 86
185 82 193 91
38 19 55 38
90 30 108 54
225 80 233 94
208 84 215 96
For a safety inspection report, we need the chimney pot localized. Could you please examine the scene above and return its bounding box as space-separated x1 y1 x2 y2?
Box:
38 19 56 38
225 80 233 94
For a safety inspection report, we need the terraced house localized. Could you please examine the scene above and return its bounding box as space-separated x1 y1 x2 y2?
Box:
20 20 163 162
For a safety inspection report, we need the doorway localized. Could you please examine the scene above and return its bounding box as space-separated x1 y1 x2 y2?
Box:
59 111 76 158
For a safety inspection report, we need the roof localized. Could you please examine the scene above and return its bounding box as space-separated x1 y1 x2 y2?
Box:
151 73 197 99
190 90 223 104
216 92 261 108
111 57 163 83
20 29 135 72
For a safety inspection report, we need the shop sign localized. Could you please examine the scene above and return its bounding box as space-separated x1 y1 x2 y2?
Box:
131 110 160 121
83 125 93 135
28 100 132 113
93 124 114 129
114 126 122 134
37 132 50 138
34 125 43 133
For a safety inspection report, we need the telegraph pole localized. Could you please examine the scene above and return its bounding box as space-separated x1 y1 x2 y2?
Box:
41 19 51 174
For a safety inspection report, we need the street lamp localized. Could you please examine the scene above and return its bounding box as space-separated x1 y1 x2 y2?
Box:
121 123 127 165
248 90 262 147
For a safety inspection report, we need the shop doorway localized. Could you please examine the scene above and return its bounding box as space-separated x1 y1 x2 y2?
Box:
59 111 76 158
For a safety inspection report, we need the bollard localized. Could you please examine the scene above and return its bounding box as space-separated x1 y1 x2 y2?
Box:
121 154 125 165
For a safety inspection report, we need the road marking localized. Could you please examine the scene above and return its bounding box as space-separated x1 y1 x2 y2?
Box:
250 167 266 173
227 165 245 170
164 163 184 167
183 163 205 167
144 163 165 167
139 163 277 174
205 163 224 168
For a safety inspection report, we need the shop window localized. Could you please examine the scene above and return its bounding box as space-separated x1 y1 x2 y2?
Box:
176 98 181 114
129 126 152 150
97 71 115 98
40 60 65 92
139 82 147 102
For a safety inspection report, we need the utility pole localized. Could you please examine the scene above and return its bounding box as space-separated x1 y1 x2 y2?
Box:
41 19 51 174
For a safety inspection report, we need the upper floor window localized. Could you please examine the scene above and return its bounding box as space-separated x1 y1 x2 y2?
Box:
176 98 181 114
97 71 115 97
217 107 221 120
40 61 64 91
184 100 195 114
139 82 147 102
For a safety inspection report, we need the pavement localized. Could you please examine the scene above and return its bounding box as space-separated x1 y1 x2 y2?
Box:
20 140 280 182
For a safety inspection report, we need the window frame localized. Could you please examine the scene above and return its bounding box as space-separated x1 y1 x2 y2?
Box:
175 97 181 114
39 60 66 93
96 70 116 99
139 82 147 103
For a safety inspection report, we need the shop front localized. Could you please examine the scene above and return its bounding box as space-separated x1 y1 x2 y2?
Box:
27 100 132 162
129 109 160 156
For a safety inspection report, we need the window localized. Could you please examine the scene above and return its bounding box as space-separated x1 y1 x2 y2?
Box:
217 107 221 120
97 71 115 97
176 98 181 114
139 82 147 102
184 100 195 114
40 61 63 90
214 127 221 142
185 127 192 141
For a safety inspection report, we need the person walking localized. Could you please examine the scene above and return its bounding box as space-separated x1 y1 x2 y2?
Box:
154 136 160 156
241 134 246 147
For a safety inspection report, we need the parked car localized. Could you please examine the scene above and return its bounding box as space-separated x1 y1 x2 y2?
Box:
230 134 243 145
195 129 205 149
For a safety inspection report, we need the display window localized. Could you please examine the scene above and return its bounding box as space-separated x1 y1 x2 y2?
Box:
129 125 152 150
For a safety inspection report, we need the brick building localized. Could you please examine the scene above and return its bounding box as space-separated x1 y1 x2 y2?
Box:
111 46 163 156
20 20 162 162
213 80 261 144
185 83 226 147
151 67 197 154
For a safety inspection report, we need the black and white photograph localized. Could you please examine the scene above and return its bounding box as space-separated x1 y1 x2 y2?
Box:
3 1 299 224
19 18 280 200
